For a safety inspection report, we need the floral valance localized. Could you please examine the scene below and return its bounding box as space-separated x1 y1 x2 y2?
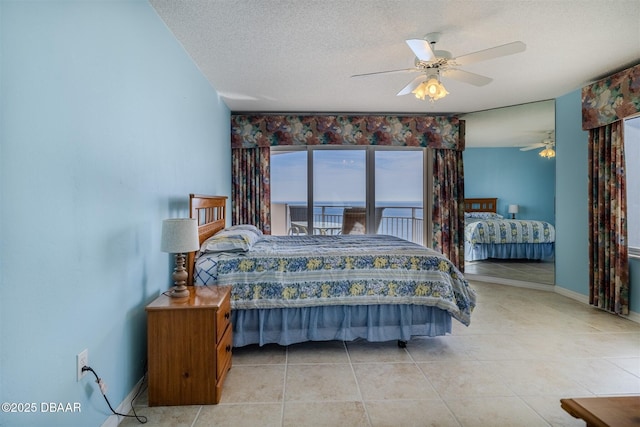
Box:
231 115 465 150
582 63 640 130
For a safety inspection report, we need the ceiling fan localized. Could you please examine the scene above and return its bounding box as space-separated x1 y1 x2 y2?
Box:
351 32 526 101
520 131 556 157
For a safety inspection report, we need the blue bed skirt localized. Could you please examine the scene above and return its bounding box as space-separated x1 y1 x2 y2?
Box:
465 242 554 262
231 304 452 347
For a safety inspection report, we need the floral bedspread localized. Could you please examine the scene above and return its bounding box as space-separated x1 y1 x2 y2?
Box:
465 218 555 245
195 235 476 326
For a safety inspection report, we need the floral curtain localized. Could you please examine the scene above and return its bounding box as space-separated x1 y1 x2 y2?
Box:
231 115 464 149
231 146 271 234
582 63 638 315
588 123 629 314
230 114 465 266
432 149 465 269
582 64 640 130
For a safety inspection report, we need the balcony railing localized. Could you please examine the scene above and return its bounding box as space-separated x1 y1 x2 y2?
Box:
275 203 424 246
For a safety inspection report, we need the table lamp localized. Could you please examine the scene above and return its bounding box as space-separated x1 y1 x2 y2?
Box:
508 204 519 219
161 218 200 298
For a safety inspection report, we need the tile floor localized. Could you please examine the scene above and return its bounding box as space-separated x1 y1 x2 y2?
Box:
122 281 640 427
464 260 555 285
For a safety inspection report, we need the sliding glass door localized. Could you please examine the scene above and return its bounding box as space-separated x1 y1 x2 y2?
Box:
270 150 307 236
271 146 428 245
313 149 366 235
375 149 425 245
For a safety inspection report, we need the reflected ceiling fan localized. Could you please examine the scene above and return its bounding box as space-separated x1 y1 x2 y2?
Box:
520 131 556 158
351 32 526 102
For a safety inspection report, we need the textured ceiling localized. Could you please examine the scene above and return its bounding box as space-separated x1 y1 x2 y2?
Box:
150 1 640 147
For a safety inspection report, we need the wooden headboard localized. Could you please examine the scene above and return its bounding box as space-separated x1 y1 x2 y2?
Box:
464 198 497 213
187 194 227 284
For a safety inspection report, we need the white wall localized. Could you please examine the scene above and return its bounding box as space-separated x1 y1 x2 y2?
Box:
0 2 230 426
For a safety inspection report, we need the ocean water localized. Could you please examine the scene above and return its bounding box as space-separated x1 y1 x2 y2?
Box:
281 201 423 219
278 201 424 242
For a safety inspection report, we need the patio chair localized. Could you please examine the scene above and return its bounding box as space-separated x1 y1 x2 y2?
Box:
288 205 308 235
341 207 384 234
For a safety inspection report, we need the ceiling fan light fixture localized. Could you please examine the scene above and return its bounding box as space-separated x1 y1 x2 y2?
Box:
539 147 556 158
354 34 525 104
412 75 448 102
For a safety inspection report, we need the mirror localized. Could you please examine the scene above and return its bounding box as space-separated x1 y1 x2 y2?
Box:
461 100 556 286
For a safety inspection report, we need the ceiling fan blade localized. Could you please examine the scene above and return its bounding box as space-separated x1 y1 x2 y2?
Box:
454 41 526 66
520 143 545 151
405 39 436 62
442 68 493 86
351 68 418 78
396 75 427 96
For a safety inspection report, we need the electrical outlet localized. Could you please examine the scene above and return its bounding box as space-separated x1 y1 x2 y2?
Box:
77 349 88 381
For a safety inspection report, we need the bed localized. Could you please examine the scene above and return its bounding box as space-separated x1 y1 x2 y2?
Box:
464 197 555 261
187 194 476 348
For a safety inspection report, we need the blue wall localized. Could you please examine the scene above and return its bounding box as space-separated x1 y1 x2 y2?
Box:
555 89 639 313
463 147 556 223
0 2 231 426
554 90 590 295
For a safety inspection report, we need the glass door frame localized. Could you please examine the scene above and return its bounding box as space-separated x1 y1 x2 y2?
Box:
272 145 432 247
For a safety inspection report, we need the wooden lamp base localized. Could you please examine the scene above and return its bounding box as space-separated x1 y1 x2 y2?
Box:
169 253 190 298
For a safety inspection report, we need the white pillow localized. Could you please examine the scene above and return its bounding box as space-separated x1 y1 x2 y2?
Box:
200 229 260 253
224 224 263 236
465 212 504 220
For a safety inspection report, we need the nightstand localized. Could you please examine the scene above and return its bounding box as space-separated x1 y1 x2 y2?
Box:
146 285 232 406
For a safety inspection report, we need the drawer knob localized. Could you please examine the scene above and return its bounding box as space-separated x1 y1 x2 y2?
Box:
225 344 232 353
224 312 230 319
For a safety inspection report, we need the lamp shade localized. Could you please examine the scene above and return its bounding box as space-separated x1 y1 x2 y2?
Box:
161 218 200 253
508 205 519 214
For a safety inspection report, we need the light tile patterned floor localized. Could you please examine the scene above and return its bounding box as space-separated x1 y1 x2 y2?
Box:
122 281 640 427
464 260 555 285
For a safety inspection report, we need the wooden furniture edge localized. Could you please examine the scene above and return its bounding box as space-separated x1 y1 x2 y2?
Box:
560 396 640 427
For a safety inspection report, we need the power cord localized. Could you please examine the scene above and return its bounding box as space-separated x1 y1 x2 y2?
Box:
82 366 148 424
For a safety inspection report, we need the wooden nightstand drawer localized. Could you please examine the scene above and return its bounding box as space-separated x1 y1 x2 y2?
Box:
216 324 233 380
215 290 231 341
146 285 232 406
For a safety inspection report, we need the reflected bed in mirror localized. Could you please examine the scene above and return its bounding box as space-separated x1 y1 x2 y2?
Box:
461 100 555 286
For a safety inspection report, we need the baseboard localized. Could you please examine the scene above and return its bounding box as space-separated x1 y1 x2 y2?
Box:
553 284 589 304
100 376 145 427
627 310 640 324
545 284 640 325
626 310 640 324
